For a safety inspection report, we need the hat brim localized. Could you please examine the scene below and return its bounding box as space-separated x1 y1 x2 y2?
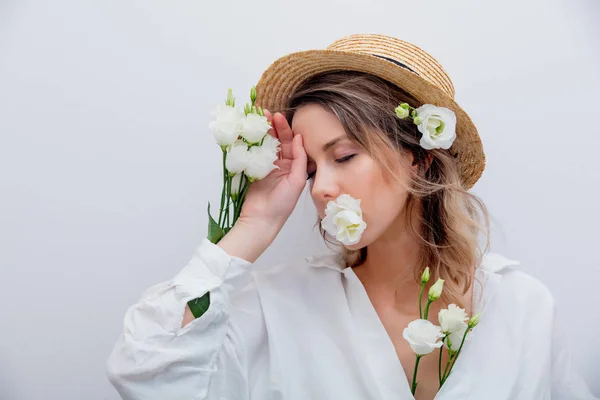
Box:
254 49 485 189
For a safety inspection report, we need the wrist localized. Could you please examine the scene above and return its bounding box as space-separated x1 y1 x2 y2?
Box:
217 218 281 263
236 216 283 238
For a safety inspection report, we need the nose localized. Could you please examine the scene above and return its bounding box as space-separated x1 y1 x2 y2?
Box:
310 168 340 205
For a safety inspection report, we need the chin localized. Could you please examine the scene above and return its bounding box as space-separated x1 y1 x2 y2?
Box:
342 234 369 251
342 242 362 251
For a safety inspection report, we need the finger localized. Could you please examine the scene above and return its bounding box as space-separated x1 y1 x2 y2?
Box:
263 109 272 123
273 112 294 160
289 134 308 188
263 109 278 138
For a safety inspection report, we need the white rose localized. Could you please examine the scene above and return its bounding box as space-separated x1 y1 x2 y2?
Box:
245 141 280 181
438 304 469 334
209 105 244 147
260 133 281 154
445 323 469 353
226 140 249 174
321 194 367 246
402 319 444 356
241 113 271 144
413 104 457 150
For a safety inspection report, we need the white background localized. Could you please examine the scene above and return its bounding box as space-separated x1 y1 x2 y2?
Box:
1 0 599 398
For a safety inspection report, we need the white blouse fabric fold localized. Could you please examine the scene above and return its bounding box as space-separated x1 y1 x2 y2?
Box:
106 238 597 400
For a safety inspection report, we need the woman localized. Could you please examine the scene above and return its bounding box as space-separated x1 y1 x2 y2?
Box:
106 34 596 399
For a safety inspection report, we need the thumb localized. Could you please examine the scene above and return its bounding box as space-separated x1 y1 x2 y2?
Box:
289 134 307 187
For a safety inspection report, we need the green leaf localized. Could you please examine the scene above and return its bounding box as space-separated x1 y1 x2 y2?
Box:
187 292 210 319
208 202 225 244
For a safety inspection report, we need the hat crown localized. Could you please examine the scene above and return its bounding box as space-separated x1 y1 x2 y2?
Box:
326 34 455 99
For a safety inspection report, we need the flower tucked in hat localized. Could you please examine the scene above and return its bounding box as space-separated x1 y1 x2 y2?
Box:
395 102 457 150
254 33 486 189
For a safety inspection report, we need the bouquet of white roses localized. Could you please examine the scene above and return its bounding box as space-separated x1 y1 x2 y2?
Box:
403 268 481 394
206 86 280 244
187 86 280 318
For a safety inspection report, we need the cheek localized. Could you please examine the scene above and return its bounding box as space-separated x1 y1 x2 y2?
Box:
311 156 408 221
357 162 410 229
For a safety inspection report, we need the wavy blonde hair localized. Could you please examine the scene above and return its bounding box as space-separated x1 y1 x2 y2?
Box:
282 71 491 307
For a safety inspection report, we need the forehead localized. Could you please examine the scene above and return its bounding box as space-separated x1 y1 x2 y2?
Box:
291 104 343 134
291 104 350 149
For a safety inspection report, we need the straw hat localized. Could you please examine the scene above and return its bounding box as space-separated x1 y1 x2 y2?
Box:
254 33 485 189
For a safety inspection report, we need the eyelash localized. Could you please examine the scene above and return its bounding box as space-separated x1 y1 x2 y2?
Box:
306 154 356 181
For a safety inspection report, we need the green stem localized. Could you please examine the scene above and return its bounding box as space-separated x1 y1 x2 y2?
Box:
454 328 470 359
442 327 470 384
424 299 432 320
235 175 246 213
234 180 251 223
227 175 233 227
442 353 454 385
410 355 422 395
223 174 232 229
218 150 227 225
418 282 425 319
233 174 245 214
438 336 446 386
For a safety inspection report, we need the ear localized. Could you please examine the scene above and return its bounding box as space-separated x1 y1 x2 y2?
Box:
409 151 434 173
423 153 434 173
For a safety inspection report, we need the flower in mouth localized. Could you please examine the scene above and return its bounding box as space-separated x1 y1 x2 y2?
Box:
321 194 367 246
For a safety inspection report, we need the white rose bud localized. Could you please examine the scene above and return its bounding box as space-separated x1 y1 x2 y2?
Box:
402 319 444 356
438 304 469 334
428 278 444 301
244 140 280 181
469 313 481 328
241 113 271 144
413 104 457 150
226 140 249 174
209 104 244 147
421 266 430 284
395 105 410 119
321 194 367 246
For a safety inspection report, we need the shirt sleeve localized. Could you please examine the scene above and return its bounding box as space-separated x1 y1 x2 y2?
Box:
106 237 257 400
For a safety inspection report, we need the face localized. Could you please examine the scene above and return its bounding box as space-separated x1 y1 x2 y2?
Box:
291 104 416 250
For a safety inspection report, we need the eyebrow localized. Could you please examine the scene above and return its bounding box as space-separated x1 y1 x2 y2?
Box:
322 135 347 152
306 135 348 162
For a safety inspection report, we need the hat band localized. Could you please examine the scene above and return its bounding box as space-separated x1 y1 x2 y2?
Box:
371 54 418 75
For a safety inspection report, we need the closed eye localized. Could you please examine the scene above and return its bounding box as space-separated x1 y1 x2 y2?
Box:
306 154 357 181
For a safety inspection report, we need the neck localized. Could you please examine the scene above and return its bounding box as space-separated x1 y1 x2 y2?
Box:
352 213 425 312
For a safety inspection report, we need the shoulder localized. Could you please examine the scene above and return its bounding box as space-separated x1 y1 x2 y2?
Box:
480 251 556 315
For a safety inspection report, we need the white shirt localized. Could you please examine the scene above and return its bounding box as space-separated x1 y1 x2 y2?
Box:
106 238 597 400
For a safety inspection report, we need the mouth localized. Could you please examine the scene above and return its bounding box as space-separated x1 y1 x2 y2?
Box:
320 194 367 246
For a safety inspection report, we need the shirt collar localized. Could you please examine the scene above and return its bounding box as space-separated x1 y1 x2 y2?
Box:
305 251 521 275
305 253 347 272
306 250 520 325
